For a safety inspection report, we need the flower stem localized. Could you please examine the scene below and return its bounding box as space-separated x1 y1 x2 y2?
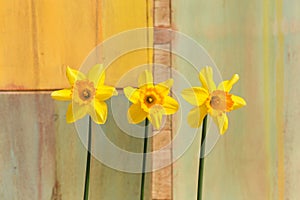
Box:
83 116 92 200
140 118 149 200
197 115 208 200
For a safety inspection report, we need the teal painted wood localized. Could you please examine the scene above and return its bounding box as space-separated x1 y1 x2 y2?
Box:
89 95 152 200
171 0 300 199
0 93 151 200
0 92 57 200
283 0 300 199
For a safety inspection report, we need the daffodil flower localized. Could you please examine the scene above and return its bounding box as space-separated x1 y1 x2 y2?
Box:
124 70 179 129
51 64 117 124
181 66 246 134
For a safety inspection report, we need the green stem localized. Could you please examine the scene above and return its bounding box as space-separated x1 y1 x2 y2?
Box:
197 115 208 200
140 118 149 200
83 117 92 200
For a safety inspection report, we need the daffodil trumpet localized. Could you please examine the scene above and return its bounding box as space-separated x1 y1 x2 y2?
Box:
124 70 179 130
51 64 117 124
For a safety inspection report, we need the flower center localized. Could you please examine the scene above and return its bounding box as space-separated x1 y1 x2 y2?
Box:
74 80 96 104
210 90 233 111
146 96 155 104
81 89 92 100
140 87 163 112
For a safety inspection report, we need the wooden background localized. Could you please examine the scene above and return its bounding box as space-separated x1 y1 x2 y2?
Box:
1 0 300 199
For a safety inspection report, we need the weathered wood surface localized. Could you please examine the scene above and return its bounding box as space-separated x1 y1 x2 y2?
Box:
172 0 300 200
0 0 152 90
0 93 151 200
152 0 173 199
0 0 153 199
1 0 300 199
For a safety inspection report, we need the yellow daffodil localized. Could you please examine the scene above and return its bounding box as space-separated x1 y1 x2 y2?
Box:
181 66 246 134
124 70 179 129
51 64 117 124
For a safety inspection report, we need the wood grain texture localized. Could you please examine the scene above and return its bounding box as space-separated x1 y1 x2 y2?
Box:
0 93 57 199
152 0 173 199
89 96 152 200
0 0 98 90
0 93 152 200
171 0 300 199
0 0 153 90
99 0 153 87
282 1 300 199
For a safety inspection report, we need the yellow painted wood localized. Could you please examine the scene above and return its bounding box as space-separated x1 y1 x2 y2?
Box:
0 0 153 89
1 0 154 199
0 0 98 90
101 0 153 87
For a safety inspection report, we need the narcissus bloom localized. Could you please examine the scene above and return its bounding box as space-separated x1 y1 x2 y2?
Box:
181 66 246 134
124 70 179 129
51 64 117 124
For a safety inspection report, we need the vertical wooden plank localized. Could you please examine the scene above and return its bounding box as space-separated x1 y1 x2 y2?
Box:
89 96 151 200
0 0 98 90
101 0 153 87
0 93 56 199
283 0 300 199
152 0 173 199
88 0 154 199
171 1 280 199
54 100 87 200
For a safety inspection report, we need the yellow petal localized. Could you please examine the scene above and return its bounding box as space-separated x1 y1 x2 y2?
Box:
66 103 88 123
51 89 72 101
89 100 108 124
181 87 209 106
66 66 86 86
231 95 246 110
148 105 164 130
217 74 239 92
155 79 173 96
87 64 105 87
212 112 228 135
128 103 148 124
162 96 179 114
199 66 216 92
187 105 207 128
124 86 140 104
96 85 118 101
138 70 153 87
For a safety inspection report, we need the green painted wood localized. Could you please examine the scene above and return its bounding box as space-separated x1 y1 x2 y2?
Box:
0 93 151 200
0 92 57 200
89 95 152 200
283 0 300 199
171 0 300 199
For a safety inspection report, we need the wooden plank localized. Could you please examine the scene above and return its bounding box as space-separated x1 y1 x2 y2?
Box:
0 0 152 89
54 99 87 200
101 0 153 87
152 0 173 199
0 92 153 200
171 0 287 199
283 0 300 199
0 0 98 90
0 92 76 200
89 96 151 200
